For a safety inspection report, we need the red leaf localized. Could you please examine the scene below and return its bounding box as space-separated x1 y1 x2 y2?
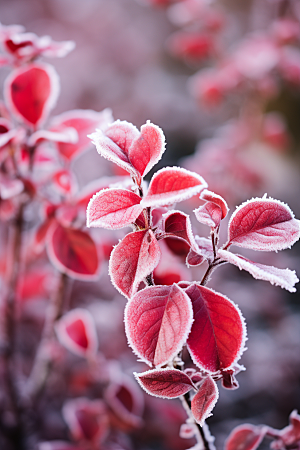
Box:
47 224 99 281
186 284 246 373
191 376 219 426
141 167 207 207
225 424 266 450
87 188 143 229
162 210 197 250
124 284 193 367
227 197 300 251
89 120 165 181
76 176 128 208
135 368 195 398
63 398 108 444
186 250 205 267
194 202 223 228
218 249 299 292
200 189 229 219
109 229 161 299
51 108 113 160
55 308 98 358
5 63 59 127
39 442 83 450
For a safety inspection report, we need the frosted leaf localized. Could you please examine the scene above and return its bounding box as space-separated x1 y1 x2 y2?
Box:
191 376 219 426
135 368 195 398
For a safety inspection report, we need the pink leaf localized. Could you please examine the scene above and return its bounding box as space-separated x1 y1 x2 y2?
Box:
87 188 143 229
194 202 223 228
127 121 166 177
225 424 266 450
62 398 108 444
218 249 299 292
55 308 98 358
141 167 207 207
124 284 193 367
5 63 59 127
135 368 195 398
187 236 214 267
186 284 246 373
47 224 99 281
191 376 219 426
186 250 205 267
89 120 165 181
109 229 161 298
227 197 300 251
200 189 229 219
162 210 197 250
51 109 113 160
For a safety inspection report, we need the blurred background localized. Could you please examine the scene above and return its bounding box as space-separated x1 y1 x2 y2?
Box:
1 0 300 449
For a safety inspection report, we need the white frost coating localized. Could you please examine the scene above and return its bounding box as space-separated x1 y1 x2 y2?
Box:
186 284 248 374
141 167 208 208
218 249 299 293
134 368 195 399
55 308 98 358
200 189 229 219
86 187 142 229
137 120 166 177
162 209 198 251
227 196 300 251
4 62 60 128
124 284 194 367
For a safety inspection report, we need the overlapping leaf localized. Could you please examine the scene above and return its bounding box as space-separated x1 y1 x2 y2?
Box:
200 189 229 219
109 229 161 299
89 120 165 181
141 167 207 207
218 249 299 292
5 63 59 127
87 188 143 229
47 224 99 281
194 202 223 228
134 368 195 398
162 210 197 250
125 284 193 367
227 197 300 251
191 376 219 426
186 284 246 373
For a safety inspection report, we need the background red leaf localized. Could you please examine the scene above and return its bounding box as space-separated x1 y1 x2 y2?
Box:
109 229 161 298
186 284 246 373
225 424 267 450
228 197 300 251
5 63 59 127
47 224 100 281
135 368 195 398
191 376 219 426
125 284 193 367
87 188 143 229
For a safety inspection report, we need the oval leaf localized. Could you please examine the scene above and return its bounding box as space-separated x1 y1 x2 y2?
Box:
191 376 219 426
141 167 207 207
135 368 195 398
186 284 246 373
47 224 99 281
55 308 98 358
125 284 193 367
87 188 143 229
225 425 266 450
109 229 161 299
218 249 299 292
5 63 59 127
228 197 300 251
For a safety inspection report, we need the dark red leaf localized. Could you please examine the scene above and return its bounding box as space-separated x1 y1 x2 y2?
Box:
225 424 266 450
109 229 161 298
5 63 59 127
55 308 98 358
125 284 193 367
186 284 246 373
87 188 143 229
228 197 300 251
218 249 299 292
135 368 195 398
163 210 197 249
142 167 207 207
191 376 219 426
47 224 99 281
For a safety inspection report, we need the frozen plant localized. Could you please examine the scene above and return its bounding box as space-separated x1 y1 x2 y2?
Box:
87 119 300 450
